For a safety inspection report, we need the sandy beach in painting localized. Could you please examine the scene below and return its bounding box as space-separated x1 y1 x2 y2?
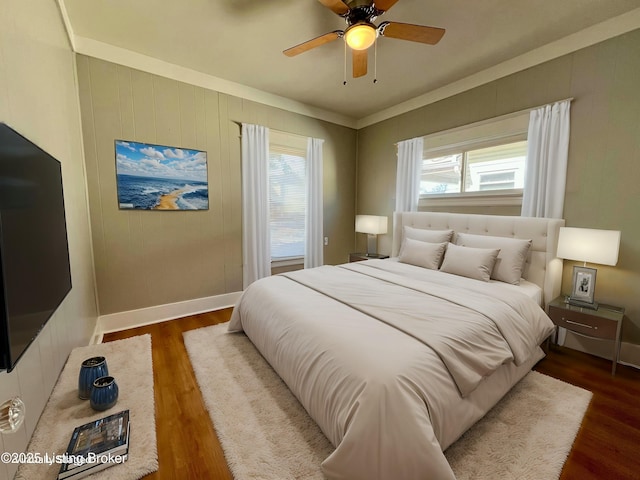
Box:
116 174 209 210
154 188 184 210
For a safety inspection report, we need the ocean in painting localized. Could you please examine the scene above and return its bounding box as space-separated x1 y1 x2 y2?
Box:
117 174 209 210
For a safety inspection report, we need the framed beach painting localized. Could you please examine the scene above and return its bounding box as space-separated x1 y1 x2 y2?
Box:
114 140 209 210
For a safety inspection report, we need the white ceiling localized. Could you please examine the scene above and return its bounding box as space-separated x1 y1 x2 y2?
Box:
60 0 640 127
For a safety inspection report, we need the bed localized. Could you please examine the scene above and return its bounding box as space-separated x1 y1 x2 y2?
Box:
229 211 565 480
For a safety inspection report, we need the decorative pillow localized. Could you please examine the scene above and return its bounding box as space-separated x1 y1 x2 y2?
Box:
403 226 453 245
439 243 500 282
398 238 447 270
455 233 532 285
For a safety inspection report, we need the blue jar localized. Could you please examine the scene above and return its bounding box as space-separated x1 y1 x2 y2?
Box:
78 356 108 400
90 376 119 411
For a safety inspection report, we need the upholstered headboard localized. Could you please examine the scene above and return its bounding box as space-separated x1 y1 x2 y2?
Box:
392 212 565 307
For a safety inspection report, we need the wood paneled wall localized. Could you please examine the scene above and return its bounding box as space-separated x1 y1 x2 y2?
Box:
76 56 357 315
0 2 98 477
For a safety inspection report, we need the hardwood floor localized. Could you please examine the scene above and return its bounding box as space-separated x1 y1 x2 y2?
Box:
104 310 233 480
104 309 640 479
535 345 640 480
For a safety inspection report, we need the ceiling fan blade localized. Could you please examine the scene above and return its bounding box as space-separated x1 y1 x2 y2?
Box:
283 31 343 57
317 0 349 16
379 21 445 45
373 0 401 12
352 49 367 78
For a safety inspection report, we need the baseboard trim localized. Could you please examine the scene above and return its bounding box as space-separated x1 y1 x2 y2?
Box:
619 342 640 370
94 292 242 340
92 294 639 371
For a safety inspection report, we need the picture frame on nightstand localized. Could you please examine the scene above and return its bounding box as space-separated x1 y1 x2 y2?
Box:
570 266 597 307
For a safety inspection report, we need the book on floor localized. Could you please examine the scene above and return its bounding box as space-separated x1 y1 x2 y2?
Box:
57 409 130 480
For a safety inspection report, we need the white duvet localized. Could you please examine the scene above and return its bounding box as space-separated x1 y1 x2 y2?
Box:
229 260 555 480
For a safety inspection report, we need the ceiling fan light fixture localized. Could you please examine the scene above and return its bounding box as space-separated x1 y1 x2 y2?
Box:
345 23 376 50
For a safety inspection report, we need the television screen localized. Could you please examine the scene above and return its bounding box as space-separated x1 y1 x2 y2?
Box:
0 123 72 371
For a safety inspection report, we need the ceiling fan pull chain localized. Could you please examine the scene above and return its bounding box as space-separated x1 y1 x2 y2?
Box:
343 40 347 85
373 37 378 84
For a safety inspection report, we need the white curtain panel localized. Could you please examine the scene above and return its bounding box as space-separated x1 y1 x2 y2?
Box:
305 137 324 269
395 137 424 212
521 100 571 218
241 123 271 289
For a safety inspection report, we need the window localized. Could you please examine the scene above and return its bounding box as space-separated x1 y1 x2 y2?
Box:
418 111 530 206
421 140 527 195
269 133 307 261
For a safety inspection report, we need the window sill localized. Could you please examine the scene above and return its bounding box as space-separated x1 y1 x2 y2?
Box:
419 191 523 208
271 257 304 268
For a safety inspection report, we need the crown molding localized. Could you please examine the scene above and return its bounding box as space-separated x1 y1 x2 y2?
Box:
58 2 640 131
356 7 640 129
70 35 358 129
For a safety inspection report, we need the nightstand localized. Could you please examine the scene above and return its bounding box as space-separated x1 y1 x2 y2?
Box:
348 253 389 262
547 296 624 375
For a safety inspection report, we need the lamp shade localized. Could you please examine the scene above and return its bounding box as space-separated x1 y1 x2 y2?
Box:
345 23 376 50
355 215 388 235
556 227 621 266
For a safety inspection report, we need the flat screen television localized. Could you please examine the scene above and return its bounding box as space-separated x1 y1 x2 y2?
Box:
0 123 72 372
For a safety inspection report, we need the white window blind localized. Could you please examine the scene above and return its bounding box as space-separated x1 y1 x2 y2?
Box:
269 142 306 260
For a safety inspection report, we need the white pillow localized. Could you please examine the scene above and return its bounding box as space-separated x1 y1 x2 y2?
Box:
398 238 447 270
403 226 453 244
455 233 532 285
440 243 500 282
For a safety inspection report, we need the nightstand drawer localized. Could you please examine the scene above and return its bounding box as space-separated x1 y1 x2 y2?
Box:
548 305 617 340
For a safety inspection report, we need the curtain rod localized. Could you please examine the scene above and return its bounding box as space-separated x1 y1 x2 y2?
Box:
493 96 574 122
233 121 311 141
394 97 574 146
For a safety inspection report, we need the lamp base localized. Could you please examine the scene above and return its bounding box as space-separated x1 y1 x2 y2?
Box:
566 297 599 310
366 234 378 255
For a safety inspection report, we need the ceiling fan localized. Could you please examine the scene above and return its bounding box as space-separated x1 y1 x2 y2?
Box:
283 0 445 79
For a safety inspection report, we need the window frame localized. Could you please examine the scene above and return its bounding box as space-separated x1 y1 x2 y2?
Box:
418 112 529 208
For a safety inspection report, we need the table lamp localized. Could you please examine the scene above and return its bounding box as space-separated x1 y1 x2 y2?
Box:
355 215 388 256
556 226 621 309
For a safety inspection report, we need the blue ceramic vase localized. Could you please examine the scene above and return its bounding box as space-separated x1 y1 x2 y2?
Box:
90 376 119 411
78 356 108 400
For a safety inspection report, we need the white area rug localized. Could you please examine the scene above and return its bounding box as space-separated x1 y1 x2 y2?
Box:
184 323 593 480
16 334 157 480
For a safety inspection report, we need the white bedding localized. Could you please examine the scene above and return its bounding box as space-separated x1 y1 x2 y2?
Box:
495 277 543 305
388 256 544 305
228 259 555 480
